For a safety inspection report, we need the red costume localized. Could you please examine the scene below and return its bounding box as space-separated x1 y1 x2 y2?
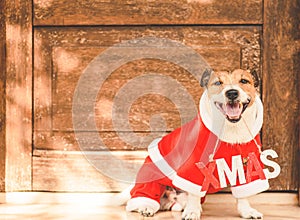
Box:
126 92 269 213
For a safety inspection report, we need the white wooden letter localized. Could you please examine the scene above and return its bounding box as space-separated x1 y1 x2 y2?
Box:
216 155 246 188
260 149 281 179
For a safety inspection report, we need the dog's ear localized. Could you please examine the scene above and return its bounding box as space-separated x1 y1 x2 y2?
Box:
200 69 212 87
250 69 260 88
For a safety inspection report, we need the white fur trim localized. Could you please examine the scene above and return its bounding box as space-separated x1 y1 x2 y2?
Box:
148 138 176 179
251 95 263 136
231 179 269 198
148 139 205 198
172 174 206 197
111 185 134 206
199 90 263 141
126 197 160 213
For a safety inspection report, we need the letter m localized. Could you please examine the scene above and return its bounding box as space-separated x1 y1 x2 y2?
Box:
216 155 246 188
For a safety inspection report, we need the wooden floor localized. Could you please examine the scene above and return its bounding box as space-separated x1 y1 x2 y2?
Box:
0 193 299 220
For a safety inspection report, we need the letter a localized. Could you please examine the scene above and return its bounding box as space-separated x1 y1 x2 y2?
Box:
246 152 266 182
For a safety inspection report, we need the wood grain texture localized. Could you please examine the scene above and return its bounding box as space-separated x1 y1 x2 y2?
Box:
34 27 261 151
299 60 300 204
34 131 167 151
32 150 146 192
33 0 262 26
51 47 239 132
5 0 32 191
0 0 6 192
262 0 300 191
298 39 300 204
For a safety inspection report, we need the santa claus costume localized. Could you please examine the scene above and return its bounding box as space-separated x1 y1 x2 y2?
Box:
126 91 269 213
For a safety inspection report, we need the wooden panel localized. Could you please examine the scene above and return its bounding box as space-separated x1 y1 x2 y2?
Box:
53 57 212 131
5 0 32 191
262 0 299 191
34 131 166 151
32 150 146 192
34 27 261 151
295 2 300 202
0 0 5 192
33 0 262 26
51 47 239 132
299 72 300 204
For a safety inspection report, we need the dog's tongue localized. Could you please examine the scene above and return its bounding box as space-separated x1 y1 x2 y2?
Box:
224 102 242 119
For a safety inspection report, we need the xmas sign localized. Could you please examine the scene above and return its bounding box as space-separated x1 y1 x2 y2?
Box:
196 149 280 190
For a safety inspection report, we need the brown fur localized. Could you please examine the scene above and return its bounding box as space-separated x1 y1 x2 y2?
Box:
206 69 257 107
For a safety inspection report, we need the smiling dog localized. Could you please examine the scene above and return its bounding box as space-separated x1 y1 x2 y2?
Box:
125 69 269 219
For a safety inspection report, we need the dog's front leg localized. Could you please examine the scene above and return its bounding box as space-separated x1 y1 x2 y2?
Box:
182 193 202 220
237 198 263 219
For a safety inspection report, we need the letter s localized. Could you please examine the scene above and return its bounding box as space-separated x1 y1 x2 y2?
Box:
260 149 281 179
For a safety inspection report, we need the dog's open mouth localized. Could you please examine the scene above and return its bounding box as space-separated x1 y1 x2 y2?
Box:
215 99 250 123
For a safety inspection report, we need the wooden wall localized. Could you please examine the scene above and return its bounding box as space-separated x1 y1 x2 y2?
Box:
0 0 299 196
32 0 264 192
33 0 262 25
0 0 6 192
263 0 300 191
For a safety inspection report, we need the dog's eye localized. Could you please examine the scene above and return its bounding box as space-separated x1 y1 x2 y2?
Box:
240 79 250 84
214 81 223 86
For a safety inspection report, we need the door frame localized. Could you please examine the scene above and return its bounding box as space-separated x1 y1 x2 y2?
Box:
262 0 299 194
0 0 32 191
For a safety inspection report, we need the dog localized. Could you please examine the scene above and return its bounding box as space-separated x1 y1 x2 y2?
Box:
124 69 269 219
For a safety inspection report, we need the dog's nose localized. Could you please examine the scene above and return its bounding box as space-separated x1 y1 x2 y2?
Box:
225 89 239 100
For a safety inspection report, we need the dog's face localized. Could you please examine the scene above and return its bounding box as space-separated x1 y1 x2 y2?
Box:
202 69 259 123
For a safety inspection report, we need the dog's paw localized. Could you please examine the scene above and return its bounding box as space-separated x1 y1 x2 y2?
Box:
237 198 263 219
238 207 263 219
181 194 202 220
181 208 201 220
126 197 160 217
138 207 155 217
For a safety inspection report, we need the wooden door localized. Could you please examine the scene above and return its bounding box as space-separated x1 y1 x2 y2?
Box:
32 0 264 192
33 26 262 191
1 0 299 196
31 0 299 193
